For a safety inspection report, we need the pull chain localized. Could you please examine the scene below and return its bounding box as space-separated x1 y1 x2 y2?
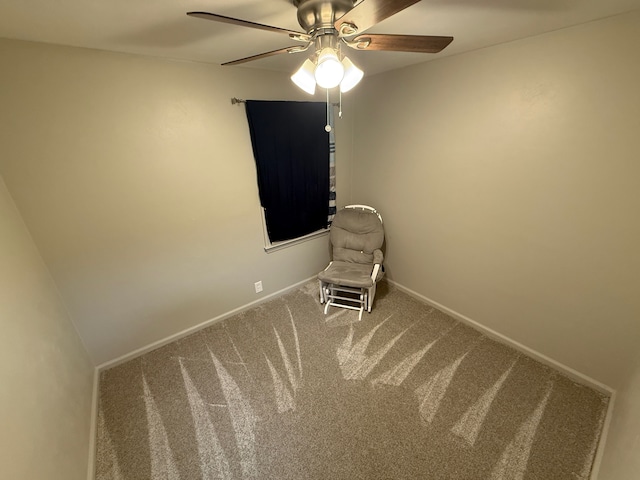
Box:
325 88 332 132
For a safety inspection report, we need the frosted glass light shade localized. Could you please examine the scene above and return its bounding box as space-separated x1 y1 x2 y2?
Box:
340 57 364 93
314 48 344 89
291 59 316 95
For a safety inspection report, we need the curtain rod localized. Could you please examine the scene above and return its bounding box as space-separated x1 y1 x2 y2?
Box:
231 97 339 106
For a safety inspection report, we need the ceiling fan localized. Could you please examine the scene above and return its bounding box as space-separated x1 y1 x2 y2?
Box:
187 0 453 94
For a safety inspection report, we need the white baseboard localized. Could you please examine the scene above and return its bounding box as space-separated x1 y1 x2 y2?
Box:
88 276 616 479
387 280 614 396
387 280 616 480
86 366 99 480
88 275 319 480
97 275 318 372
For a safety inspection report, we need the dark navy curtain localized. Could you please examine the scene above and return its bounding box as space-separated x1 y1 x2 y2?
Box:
245 100 330 242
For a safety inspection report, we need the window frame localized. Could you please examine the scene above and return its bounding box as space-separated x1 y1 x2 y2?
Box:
260 208 329 253
245 100 335 253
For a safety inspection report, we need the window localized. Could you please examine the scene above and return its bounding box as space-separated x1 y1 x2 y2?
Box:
245 100 335 251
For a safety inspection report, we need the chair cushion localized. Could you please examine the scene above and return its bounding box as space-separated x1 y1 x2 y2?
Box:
330 209 384 264
318 261 384 288
332 247 373 264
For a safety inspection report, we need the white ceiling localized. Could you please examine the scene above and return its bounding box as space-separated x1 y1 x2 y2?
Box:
1 0 639 76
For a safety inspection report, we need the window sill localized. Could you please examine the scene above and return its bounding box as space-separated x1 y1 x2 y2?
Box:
264 228 329 253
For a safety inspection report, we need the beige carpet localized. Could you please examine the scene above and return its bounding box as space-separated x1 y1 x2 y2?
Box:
96 281 608 479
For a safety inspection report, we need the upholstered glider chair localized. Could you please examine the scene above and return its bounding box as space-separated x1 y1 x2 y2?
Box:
318 205 385 320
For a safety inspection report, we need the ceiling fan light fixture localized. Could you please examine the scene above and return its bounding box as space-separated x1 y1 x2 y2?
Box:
189 3 455 93
291 58 317 95
314 48 344 89
339 57 363 93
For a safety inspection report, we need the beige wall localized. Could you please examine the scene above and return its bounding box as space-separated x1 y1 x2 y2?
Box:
0 39 354 365
0 176 94 479
352 12 640 478
352 12 640 389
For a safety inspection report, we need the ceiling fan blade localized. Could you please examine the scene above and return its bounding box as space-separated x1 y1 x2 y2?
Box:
187 12 308 39
221 45 309 66
335 0 422 36
346 34 453 53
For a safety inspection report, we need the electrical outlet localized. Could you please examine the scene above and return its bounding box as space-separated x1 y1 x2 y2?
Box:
254 281 263 293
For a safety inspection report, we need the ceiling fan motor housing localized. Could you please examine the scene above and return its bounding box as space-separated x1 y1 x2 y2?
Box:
294 0 356 33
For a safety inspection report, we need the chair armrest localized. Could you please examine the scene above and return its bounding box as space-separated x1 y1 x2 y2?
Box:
371 264 380 281
371 249 384 281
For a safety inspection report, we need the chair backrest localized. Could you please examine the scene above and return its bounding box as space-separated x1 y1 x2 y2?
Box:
330 205 384 264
